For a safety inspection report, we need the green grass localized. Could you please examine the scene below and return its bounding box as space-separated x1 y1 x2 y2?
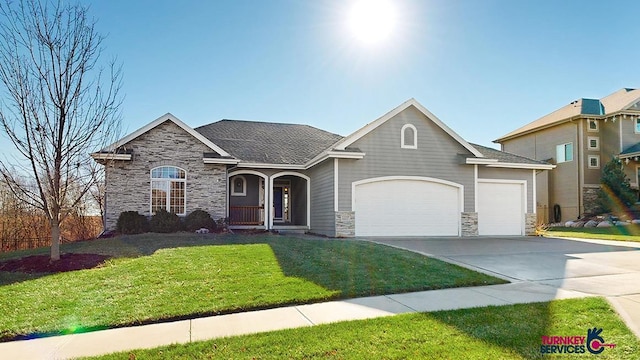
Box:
545 225 640 242
87 297 639 360
0 233 505 340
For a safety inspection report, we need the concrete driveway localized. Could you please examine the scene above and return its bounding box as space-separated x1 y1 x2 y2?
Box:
367 236 640 336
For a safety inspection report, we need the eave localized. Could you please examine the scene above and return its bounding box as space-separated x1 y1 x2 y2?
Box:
305 150 366 168
495 110 640 143
203 158 241 165
465 158 499 165
618 152 640 160
235 162 306 170
465 157 554 170
90 153 132 161
485 162 555 170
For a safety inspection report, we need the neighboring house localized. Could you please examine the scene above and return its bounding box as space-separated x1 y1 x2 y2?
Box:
495 88 640 223
92 99 553 237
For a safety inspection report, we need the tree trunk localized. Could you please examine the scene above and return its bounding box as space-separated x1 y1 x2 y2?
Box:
51 221 61 261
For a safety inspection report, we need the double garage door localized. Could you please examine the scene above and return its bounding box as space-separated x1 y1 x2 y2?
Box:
353 177 524 237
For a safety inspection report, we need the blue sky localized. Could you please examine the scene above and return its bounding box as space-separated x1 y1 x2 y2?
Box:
14 0 640 150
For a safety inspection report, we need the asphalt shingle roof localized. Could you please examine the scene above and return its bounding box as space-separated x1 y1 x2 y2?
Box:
195 120 344 165
495 88 640 142
470 143 551 165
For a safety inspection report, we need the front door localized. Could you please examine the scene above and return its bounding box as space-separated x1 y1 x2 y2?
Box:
273 183 290 223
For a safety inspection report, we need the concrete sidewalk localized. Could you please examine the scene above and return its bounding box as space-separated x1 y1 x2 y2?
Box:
0 281 589 360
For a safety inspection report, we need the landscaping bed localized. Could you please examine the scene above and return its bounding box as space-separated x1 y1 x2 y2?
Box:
544 225 640 242
0 253 110 273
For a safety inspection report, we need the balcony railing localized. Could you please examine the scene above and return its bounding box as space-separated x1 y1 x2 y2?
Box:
229 206 264 225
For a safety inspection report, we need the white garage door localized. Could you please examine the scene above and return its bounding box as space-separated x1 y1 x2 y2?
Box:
354 177 461 236
478 181 524 235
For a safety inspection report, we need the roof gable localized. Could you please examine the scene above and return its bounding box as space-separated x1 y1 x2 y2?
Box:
601 88 640 112
333 98 484 157
105 113 231 157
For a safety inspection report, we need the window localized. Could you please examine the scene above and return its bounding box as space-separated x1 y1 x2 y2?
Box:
150 166 186 215
556 143 573 163
588 155 600 169
401 124 417 149
587 119 598 132
587 136 599 150
636 118 640 133
231 175 246 196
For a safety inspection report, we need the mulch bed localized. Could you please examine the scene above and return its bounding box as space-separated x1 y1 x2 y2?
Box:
0 253 110 274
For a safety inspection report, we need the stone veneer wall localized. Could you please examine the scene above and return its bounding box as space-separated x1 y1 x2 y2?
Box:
335 211 355 237
582 185 601 216
461 212 478 236
525 212 536 235
104 120 227 230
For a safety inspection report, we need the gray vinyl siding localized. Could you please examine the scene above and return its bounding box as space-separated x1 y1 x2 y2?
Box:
337 105 475 212
229 175 260 206
290 177 307 226
308 159 335 236
478 167 534 213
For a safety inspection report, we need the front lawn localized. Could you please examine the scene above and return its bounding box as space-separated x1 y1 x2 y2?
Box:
545 225 640 242
88 297 639 360
0 233 505 340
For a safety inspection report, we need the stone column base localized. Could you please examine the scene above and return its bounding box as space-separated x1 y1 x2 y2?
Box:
461 212 478 236
335 211 355 237
525 213 537 236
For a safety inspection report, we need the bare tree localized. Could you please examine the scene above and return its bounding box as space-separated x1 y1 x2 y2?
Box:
0 0 122 261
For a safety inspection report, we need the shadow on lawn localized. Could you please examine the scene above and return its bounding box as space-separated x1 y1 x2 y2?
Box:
424 298 639 359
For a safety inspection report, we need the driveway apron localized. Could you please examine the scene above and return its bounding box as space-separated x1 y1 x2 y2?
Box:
365 236 640 337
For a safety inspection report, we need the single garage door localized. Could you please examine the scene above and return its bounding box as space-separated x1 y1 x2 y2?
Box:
354 177 461 236
478 181 524 235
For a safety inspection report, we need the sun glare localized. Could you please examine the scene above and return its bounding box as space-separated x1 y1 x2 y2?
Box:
348 0 397 45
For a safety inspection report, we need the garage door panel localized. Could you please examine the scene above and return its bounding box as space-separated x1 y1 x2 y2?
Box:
478 182 523 236
354 179 460 236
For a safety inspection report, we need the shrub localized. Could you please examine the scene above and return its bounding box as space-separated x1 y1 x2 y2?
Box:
184 209 217 232
596 157 636 215
149 209 183 233
116 211 149 234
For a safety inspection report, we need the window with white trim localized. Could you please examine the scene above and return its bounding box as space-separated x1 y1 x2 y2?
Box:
588 155 600 169
151 166 186 215
556 143 573 163
231 175 247 196
401 124 417 149
587 136 599 151
587 119 598 132
636 118 640 133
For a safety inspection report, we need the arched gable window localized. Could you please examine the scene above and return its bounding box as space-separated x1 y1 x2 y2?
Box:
401 124 417 149
150 166 186 215
231 175 247 196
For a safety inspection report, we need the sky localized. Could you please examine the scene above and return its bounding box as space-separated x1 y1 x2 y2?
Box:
5 0 640 150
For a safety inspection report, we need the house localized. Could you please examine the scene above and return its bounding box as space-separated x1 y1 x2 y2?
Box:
495 88 640 223
92 99 553 237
